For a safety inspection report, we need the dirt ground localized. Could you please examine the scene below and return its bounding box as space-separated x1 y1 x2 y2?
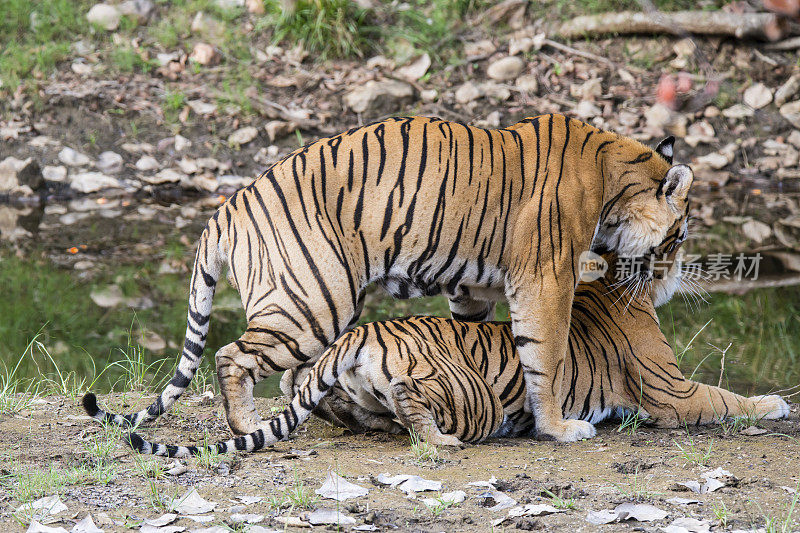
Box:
1 393 798 532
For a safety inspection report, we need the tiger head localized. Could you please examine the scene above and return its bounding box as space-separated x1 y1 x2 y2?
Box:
592 136 693 261
596 211 690 309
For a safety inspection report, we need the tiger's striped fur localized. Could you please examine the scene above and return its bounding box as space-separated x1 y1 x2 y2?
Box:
84 114 694 443
119 219 789 457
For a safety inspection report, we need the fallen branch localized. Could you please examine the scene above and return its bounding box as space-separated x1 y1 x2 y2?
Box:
557 11 783 40
765 35 800 49
695 273 800 294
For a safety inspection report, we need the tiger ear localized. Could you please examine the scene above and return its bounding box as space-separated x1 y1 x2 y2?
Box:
655 136 674 164
657 164 693 205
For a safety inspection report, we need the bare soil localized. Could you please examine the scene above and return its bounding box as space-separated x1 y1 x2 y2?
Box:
1 393 798 532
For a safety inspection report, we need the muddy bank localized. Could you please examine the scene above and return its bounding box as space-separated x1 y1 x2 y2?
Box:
1 393 798 532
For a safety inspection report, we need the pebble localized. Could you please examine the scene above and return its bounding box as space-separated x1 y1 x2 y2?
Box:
0 156 43 192
743 82 772 109
58 147 92 167
780 100 800 128
397 53 430 81
86 3 122 30
343 79 415 114
264 121 296 142
42 165 68 182
69 171 122 193
515 74 538 93
174 135 192 151
722 103 754 119
144 169 185 184
189 43 219 65
187 99 217 115
95 151 123 174
455 82 481 104
486 56 525 81
775 73 800 107
117 0 154 22
228 126 259 145
135 155 160 171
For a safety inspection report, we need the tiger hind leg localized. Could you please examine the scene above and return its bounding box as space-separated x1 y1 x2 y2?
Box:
388 376 463 447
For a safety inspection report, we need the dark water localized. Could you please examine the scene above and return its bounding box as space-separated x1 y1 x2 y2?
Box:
2 186 799 399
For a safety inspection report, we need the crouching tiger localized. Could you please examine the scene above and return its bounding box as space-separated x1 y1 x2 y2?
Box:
106 218 789 456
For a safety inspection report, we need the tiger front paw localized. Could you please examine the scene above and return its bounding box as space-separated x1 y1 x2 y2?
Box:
748 395 790 420
537 419 596 442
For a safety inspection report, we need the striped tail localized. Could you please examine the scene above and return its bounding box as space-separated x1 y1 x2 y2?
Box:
83 220 225 429
122 326 370 458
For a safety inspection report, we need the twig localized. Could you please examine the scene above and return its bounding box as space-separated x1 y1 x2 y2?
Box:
765 35 800 50
542 38 615 68
557 11 785 40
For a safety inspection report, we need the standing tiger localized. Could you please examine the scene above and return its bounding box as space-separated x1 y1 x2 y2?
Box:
82 114 693 442
110 216 790 457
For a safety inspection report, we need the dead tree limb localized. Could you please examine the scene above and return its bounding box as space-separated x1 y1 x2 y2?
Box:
557 11 783 40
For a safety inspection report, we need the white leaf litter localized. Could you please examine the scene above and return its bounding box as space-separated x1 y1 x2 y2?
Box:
189 527 228 533
243 527 281 533
660 516 711 533
376 473 441 494
71 515 104 533
307 508 357 526
18 495 68 522
465 476 498 488
26 522 67 533
140 525 184 533
142 515 178 527
229 513 264 524
353 525 379 532
586 503 668 524
677 468 733 494
492 504 564 526
181 515 214 523
422 490 467 508
169 489 217 515
315 471 370 501
479 490 517 511
237 496 263 505
667 497 700 505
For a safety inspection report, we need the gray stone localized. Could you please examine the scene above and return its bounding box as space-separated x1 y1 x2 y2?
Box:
117 0 154 21
59 147 92 167
96 151 123 174
780 101 800 128
487 56 525 81
86 3 121 30
70 171 121 193
0 157 43 192
343 80 414 114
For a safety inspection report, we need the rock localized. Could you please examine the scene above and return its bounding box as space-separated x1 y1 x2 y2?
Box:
487 56 525 81
59 147 92 167
228 126 259 145
86 3 121 30
743 83 772 109
189 43 219 65
139 330 166 352
174 135 192 151
265 120 297 142
775 74 800 106
245 0 264 13
508 31 544 55
704 105 720 118
135 156 160 171
217 174 253 189
695 151 730 170
572 78 602 101
117 0 154 21
464 39 496 59
455 82 481 104
121 142 154 154
187 99 217 115
0 157 43 192
91 285 124 307
176 157 199 174
685 120 715 147
722 103 754 119
71 61 93 75
70 171 121 193
480 82 511 102
574 100 602 120
780 101 800 128
480 110 502 128
645 103 672 129
96 151 123 174
216 0 244 8
788 130 800 149
156 51 180 66
144 169 185 184
741 220 772 243
420 89 437 102
397 53 430 81
42 165 67 182
515 74 538 93
343 80 415 114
